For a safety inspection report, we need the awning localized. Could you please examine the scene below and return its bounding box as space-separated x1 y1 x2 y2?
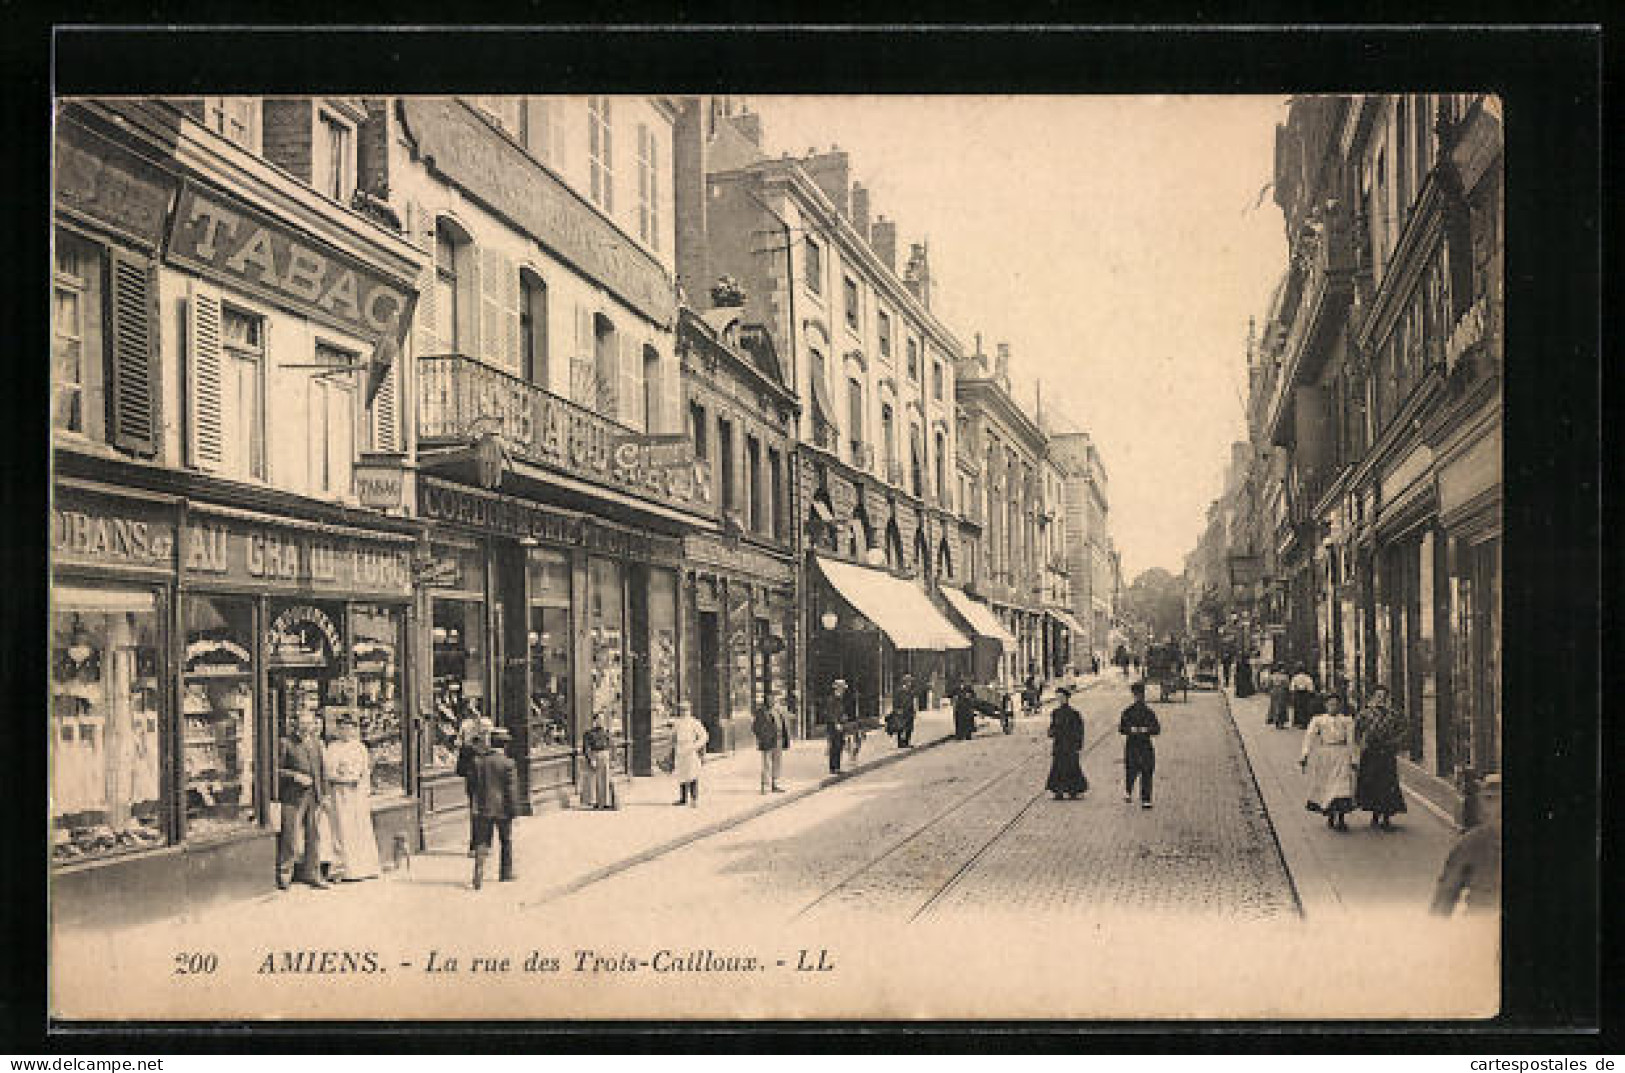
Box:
817 557 970 651
1046 608 1089 637
939 585 1017 650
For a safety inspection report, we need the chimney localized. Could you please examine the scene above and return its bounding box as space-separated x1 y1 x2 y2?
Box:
800 148 851 217
904 241 931 310
995 342 1011 384
851 182 871 242
871 215 897 271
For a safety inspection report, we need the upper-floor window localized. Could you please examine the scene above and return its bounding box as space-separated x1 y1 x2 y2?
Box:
203 97 260 152
520 270 549 387
433 221 472 353
934 430 948 504
53 233 101 437
932 359 944 401
690 401 709 464
906 338 919 380
846 377 864 459
880 403 897 480
592 313 618 417
220 306 266 480
636 123 660 251
876 308 892 358
804 238 823 296
843 276 860 332
769 447 786 541
309 341 357 498
588 97 614 213
718 417 736 513
314 108 356 204
642 344 662 433
746 435 763 534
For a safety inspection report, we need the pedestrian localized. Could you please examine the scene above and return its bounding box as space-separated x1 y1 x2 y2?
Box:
276 710 330 890
1091 654 1101 676
951 680 978 741
1429 780 1501 916
753 691 792 794
469 726 519 889
1290 663 1317 729
1235 652 1255 698
577 713 618 810
1119 681 1161 809
888 673 918 748
456 715 494 855
323 714 380 882
670 702 708 806
1354 685 1408 829
1301 694 1358 831
1022 664 1042 715
1115 644 1130 678
1267 665 1291 728
821 679 857 772
1221 652 1233 688
1045 684 1088 800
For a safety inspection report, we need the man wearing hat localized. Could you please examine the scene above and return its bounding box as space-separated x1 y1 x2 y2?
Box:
1045 683 1088 800
1119 681 1162 809
822 679 857 774
470 725 520 889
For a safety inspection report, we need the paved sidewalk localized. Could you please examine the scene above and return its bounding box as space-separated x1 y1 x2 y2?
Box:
1225 690 1457 918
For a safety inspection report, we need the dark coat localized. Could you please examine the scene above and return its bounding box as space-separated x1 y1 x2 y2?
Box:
470 746 520 820
1046 703 1088 794
1048 703 1085 755
753 707 791 751
277 734 328 804
1119 701 1161 758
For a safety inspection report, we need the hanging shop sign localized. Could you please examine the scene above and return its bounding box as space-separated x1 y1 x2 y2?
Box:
418 479 683 564
165 181 415 345
52 490 177 572
398 97 675 327
183 512 412 597
353 452 407 511
54 120 176 250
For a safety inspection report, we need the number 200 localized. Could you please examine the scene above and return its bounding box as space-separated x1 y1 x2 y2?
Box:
173 952 218 975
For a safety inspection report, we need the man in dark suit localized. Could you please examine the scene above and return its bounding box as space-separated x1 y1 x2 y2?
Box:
1119 681 1163 809
470 725 520 889
277 711 330 890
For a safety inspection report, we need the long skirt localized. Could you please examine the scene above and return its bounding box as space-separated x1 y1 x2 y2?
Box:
1305 748 1356 814
1292 690 1315 728
579 750 618 809
328 783 380 880
1046 750 1088 795
1355 747 1407 815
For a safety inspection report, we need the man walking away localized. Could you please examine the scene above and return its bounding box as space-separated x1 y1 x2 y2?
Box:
470 726 519 889
1267 666 1290 728
891 673 919 748
823 679 855 773
1119 681 1162 809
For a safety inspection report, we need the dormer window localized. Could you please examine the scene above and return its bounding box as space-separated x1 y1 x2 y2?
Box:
315 107 356 204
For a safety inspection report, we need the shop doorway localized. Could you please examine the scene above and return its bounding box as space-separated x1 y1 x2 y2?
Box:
698 611 721 748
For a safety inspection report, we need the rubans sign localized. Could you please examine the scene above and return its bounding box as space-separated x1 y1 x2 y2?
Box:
165 182 415 344
399 98 675 327
182 513 411 596
53 495 177 571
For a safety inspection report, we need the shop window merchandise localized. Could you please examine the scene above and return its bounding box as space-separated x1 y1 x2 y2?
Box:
181 595 257 841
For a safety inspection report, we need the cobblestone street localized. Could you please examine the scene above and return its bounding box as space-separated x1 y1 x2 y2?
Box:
542 679 1296 926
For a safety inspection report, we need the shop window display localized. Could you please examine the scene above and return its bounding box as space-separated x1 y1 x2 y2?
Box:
587 558 626 764
527 549 572 756
349 604 405 797
182 595 256 839
51 585 165 863
430 597 487 771
648 569 678 740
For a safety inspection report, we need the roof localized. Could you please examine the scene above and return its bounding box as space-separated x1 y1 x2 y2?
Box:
817 557 970 651
939 586 1017 649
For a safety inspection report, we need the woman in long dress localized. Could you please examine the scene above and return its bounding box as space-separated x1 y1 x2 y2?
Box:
324 715 380 881
1045 685 1088 800
1355 685 1409 829
577 714 618 810
670 703 708 807
1300 694 1358 831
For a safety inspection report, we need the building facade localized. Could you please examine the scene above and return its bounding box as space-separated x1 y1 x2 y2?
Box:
1048 427 1114 665
1237 93 1503 819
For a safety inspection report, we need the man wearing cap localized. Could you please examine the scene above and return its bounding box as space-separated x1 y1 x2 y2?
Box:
1119 681 1162 809
890 673 919 749
470 725 520 889
822 679 856 774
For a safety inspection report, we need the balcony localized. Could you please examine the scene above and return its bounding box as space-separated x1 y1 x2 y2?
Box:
1263 206 1356 448
418 353 714 519
850 441 876 472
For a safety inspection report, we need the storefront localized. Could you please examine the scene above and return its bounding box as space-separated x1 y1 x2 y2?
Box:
939 585 1015 688
417 478 687 813
51 481 417 928
683 537 797 752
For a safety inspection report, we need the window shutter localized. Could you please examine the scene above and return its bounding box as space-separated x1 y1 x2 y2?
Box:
478 245 505 370
107 249 158 457
185 280 225 472
371 357 400 452
408 203 440 356
617 334 638 427
571 304 594 407
501 254 520 374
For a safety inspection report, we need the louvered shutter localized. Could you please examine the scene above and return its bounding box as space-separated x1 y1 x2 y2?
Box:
370 357 400 452
617 333 639 428
478 245 503 369
408 202 440 356
185 280 225 472
501 256 521 375
107 249 158 457
571 304 594 407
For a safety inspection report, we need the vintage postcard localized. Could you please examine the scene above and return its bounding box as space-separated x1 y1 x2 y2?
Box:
49 89 1503 1022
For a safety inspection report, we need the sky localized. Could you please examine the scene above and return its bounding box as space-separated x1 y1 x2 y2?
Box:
749 96 1290 582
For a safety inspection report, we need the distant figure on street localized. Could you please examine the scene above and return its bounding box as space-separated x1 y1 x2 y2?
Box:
1119 681 1162 809
1221 652 1233 688
1430 781 1501 916
1354 685 1408 829
823 679 857 772
1091 654 1101 676
753 691 792 794
1045 684 1088 800
670 702 708 806
951 681 978 741
1022 665 1042 715
1267 665 1291 728
1301 694 1358 831
456 715 495 855
1115 645 1130 678
1235 653 1255 698
577 713 618 811
889 673 918 748
469 726 519 889
1290 664 1317 729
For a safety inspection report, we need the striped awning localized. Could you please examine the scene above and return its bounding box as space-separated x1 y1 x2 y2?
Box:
817 557 970 651
939 585 1017 650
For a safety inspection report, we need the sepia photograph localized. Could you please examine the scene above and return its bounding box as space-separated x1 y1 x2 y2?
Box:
47 77 1512 1023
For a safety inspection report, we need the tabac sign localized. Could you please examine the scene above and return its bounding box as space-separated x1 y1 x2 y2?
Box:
165 181 415 345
